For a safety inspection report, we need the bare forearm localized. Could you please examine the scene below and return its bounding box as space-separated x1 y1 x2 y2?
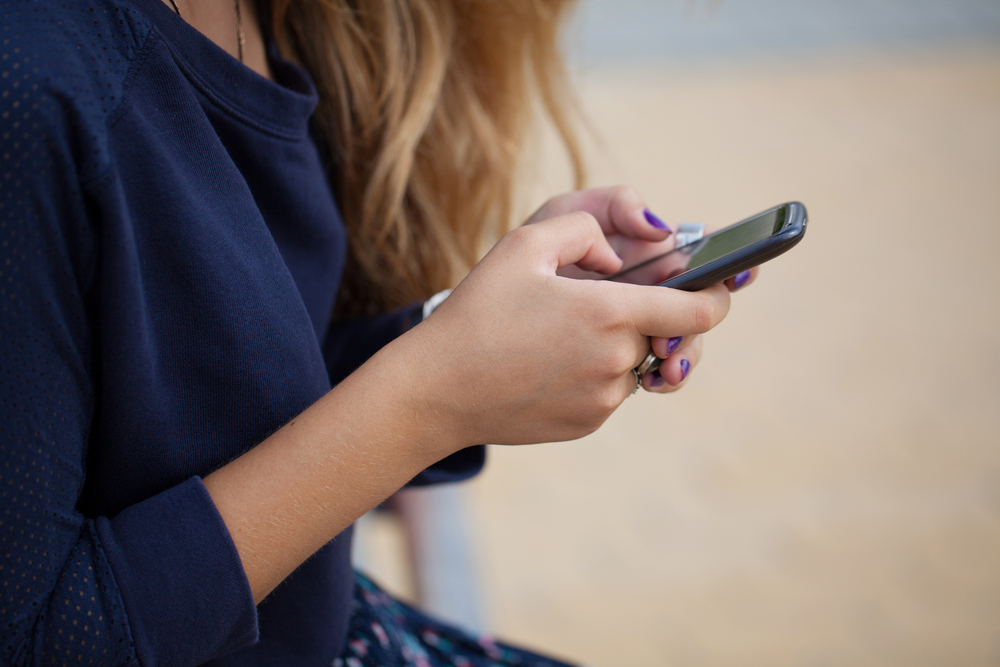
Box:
201 208 735 605
203 340 452 604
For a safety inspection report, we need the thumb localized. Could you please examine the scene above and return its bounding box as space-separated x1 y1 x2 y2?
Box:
518 211 624 276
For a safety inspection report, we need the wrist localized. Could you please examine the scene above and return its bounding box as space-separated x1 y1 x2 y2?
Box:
346 329 471 465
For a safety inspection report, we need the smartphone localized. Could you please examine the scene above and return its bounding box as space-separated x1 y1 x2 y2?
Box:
608 201 808 374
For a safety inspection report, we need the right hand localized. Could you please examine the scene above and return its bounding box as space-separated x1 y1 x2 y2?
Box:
396 211 732 451
202 211 731 604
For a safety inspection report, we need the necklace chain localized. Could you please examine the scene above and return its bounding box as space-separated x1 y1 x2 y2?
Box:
234 0 245 64
166 0 245 64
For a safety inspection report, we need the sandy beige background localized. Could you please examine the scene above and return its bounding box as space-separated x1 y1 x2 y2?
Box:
359 44 1000 667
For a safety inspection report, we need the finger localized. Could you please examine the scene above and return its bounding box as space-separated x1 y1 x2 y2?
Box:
649 333 698 360
613 281 732 340
523 190 606 225
644 335 703 392
601 186 673 242
506 211 623 275
574 186 674 241
528 186 673 243
663 334 703 387
637 334 697 388
725 267 759 292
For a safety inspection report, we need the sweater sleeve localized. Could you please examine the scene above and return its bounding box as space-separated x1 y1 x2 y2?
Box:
0 33 256 667
322 305 424 386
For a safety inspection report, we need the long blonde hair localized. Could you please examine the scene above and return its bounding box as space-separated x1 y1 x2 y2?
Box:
271 0 583 317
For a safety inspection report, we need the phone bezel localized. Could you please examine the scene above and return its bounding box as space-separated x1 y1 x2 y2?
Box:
656 201 807 291
623 202 807 376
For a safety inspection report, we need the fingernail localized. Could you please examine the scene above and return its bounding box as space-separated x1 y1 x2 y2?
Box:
650 371 666 388
667 336 683 356
733 270 751 290
643 209 673 234
680 358 690 380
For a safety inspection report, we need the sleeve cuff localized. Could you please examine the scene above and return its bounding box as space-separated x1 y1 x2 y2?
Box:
96 476 258 667
323 302 422 385
408 445 487 487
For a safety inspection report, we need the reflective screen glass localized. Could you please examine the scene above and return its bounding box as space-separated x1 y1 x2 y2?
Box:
609 207 786 285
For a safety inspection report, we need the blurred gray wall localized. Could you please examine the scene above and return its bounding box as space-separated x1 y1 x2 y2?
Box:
569 0 1000 66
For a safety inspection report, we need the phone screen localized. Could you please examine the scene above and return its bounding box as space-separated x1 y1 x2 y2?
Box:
608 206 788 286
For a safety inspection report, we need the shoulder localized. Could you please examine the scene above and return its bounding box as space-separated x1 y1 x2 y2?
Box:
0 0 156 180
0 0 160 291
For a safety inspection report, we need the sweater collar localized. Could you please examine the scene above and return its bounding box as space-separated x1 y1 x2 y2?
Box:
128 0 319 139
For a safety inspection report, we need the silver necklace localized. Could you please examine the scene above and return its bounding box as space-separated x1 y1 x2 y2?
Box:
167 0 245 63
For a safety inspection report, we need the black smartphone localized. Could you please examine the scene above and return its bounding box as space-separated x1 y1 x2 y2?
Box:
608 201 808 374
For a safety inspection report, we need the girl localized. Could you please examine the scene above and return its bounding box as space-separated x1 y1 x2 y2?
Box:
0 0 750 664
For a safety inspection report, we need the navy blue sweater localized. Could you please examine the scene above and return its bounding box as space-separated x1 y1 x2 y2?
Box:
0 1 483 665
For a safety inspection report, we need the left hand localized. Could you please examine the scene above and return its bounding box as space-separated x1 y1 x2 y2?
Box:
524 186 676 279
523 186 758 394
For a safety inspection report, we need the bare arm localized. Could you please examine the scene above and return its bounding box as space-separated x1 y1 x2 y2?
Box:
159 0 737 610
203 341 449 603
203 212 732 604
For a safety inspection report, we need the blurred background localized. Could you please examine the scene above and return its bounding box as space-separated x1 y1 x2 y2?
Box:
356 1 1000 665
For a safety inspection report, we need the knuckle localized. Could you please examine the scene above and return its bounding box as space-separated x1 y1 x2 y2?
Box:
502 225 535 252
594 384 623 414
692 298 718 333
506 224 533 244
606 346 637 377
567 209 599 230
580 419 604 438
594 353 628 381
568 419 602 441
609 184 631 200
611 184 638 203
591 297 623 332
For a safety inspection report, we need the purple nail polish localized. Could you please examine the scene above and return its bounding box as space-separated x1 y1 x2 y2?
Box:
650 371 665 388
680 358 690 380
733 270 751 290
643 209 673 234
667 336 683 356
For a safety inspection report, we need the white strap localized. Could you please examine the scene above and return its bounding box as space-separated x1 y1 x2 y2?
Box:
422 288 453 322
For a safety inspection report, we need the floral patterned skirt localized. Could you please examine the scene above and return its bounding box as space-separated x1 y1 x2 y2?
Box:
336 571 578 667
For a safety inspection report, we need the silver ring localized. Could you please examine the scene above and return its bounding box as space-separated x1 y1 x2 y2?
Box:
675 222 706 248
631 368 641 395
637 351 661 375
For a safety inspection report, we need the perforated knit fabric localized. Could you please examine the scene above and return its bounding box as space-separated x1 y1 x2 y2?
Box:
2 4 150 665
0 1 483 666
